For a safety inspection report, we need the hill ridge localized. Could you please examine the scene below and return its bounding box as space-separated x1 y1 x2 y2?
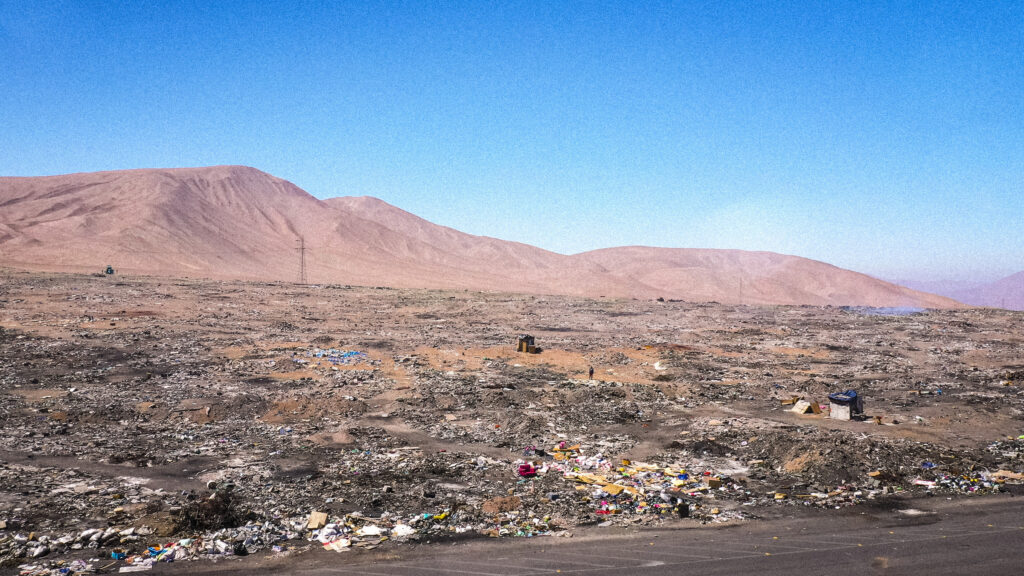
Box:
0 166 962 308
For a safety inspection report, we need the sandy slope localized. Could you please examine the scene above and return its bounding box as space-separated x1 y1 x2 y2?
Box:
949 272 1024 311
575 246 957 307
0 165 961 307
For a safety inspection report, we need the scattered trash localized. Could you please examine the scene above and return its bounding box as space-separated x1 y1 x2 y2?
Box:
392 524 416 537
3 272 1022 574
791 399 822 415
307 511 328 530
518 463 538 477
308 348 370 365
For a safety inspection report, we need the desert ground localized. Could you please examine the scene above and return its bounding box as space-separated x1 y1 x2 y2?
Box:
2 269 1022 574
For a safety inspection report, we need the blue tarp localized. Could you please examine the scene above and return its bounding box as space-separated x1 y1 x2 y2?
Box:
828 390 859 404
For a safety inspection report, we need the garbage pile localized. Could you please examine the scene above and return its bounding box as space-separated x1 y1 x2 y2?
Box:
908 457 1018 494
11 520 301 575
513 442 741 522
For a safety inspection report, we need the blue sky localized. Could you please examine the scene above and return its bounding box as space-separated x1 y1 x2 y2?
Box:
2 1 1022 281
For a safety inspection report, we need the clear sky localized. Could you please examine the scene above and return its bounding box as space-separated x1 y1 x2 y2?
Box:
2 1 1022 282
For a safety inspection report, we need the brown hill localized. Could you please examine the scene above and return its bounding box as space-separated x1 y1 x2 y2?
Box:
945 272 1024 311
0 166 961 308
577 247 956 307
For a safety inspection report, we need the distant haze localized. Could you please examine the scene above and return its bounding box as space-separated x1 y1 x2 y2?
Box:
898 275 1024 311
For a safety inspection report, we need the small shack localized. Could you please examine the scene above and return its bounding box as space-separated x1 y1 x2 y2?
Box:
517 335 539 354
828 390 864 420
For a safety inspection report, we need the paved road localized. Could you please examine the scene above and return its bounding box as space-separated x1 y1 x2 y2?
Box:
175 495 1024 576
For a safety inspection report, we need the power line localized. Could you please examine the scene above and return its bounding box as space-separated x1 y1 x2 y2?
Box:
297 236 307 284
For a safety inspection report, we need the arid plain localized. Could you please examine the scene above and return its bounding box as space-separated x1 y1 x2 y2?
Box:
2 269 1022 573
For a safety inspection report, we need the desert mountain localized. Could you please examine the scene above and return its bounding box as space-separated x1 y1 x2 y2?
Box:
897 273 1024 311
0 166 961 308
947 272 1024 311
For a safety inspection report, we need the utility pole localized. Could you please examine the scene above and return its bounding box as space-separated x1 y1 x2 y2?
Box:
297 236 307 284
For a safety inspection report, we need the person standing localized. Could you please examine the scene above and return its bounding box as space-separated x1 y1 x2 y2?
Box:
588 366 594 380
